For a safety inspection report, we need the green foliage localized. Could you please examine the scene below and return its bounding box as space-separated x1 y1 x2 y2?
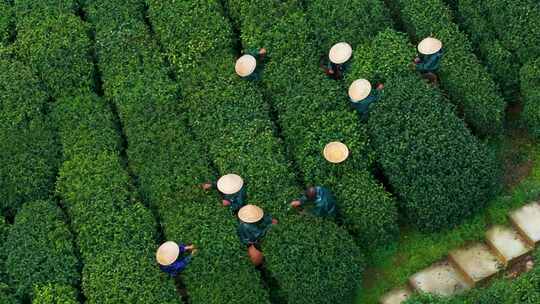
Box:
4 201 79 299
33 284 78 304
0 59 60 217
82 1 270 303
450 0 520 99
484 0 540 65
0 284 17 304
146 1 370 303
348 29 500 230
0 1 11 45
305 0 392 51
388 0 506 136
222 0 398 248
521 58 540 137
14 13 93 98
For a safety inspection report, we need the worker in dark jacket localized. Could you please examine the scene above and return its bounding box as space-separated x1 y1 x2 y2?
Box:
414 37 444 85
290 186 337 218
156 241 196 277
320 42 352 80
348 78 384 121
237 204 277 246
202 173 246 215
235 48 267 80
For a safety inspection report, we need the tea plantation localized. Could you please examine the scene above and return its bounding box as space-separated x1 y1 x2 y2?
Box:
0 0 539 303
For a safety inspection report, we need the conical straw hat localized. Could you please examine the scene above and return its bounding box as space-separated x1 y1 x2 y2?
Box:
348 79 372 102
156 241 180 266
329 42 353 64
235 54 257 77
217 174 244 194
323 142 349 163
418 37 443 55
238 204 264 223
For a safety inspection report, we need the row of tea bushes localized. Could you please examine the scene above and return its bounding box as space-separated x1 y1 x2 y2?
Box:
12 2 180 303
0 59 60 218
3 201 79 300
0 1 10 45
82 0 270 302
387 0 506 136
224 0 398 249
146 1 366 303
32 284 79 304
448 0 520 99
346 29 500 231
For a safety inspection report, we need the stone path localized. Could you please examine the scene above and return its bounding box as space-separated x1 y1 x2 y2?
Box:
380 202 540 304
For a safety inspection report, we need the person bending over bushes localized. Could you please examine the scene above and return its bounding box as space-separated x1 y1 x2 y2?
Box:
237 204 277 266
202 173 246 215
156 241 197 276
235 47 267 81
320 42 353 80
413 37 444 86
290 186 337 218
348 78 384 121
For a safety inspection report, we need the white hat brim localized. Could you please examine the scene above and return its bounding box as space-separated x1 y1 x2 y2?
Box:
156 241 180 266
235 55 257 77
323 142 350 163
349 79 372 102
238 204 264 223
418 37 443 55
329 42 353 64
217 174 244 194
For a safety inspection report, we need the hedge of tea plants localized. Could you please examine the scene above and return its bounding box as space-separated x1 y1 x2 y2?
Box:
0 59 60 218
0 1 11 45
223 0 399 249
346 29 500 230
304 0 392 51
448 0 520 100
146 1 366 303
32 284 79 304
82 0 270 302
387 0 506 136
11 2 180 303
3 200 79 300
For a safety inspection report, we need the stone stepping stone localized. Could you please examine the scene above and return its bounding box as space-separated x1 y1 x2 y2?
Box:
379 287 412 304
449 243 502 286
486 225 532 266
510 202 540 246
409 261 471 297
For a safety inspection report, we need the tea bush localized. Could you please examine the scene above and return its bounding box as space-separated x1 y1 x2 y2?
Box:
4 200 79 299
387 0 506 136
347 29 500 230
33 284 79 304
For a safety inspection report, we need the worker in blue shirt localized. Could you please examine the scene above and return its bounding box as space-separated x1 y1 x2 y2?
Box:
290 186 337 218
156 241 196 276
235 48 267 80
414 37 444 85
348 78 384 121
320 42 352 80
202 173 246 215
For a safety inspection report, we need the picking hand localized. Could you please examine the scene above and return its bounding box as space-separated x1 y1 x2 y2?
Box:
201 183 213 191
272 218 278 225
222 199 231 207
376 83 384 90
290 200 301 208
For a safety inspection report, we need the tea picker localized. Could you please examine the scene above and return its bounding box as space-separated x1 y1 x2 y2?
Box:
348 78 384 121
321 42 352 80
413 37 444 85
202 173 246 215
156 241 197 276
237 204 277 266
290 186 337 218
235 48 267 80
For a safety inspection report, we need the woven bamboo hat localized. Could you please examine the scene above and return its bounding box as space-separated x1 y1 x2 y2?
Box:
156 241 180 266
235 54 257 77
418 37 443 55
238 204 264 223
323 141 349 163
348 79 372 102
329 42 353 64
217 174 244 194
